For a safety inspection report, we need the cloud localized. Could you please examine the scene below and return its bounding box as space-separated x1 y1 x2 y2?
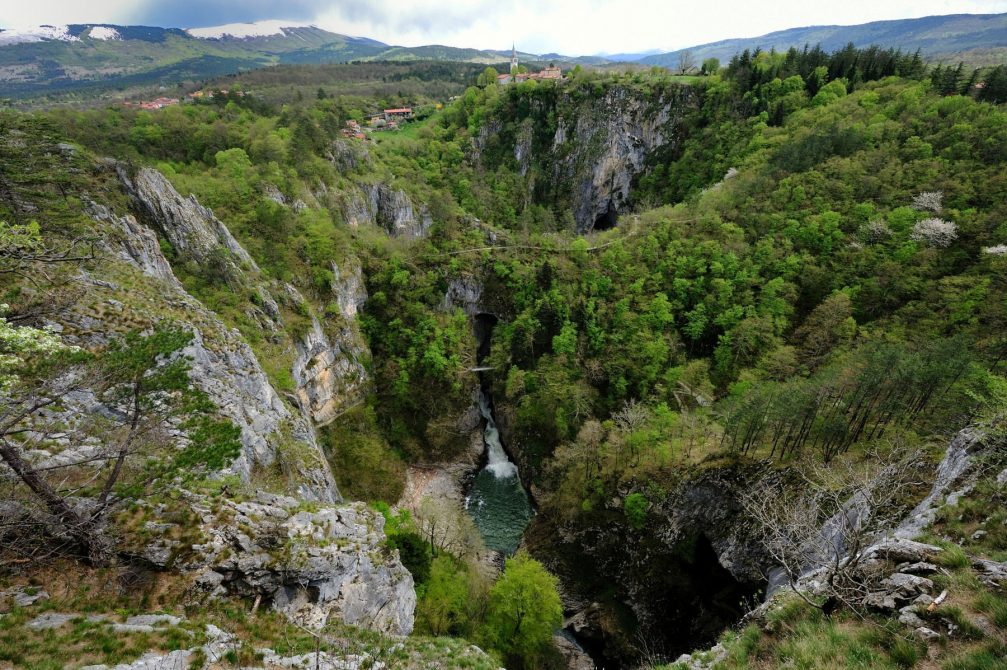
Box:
3 0 1007 55
129 0 330 28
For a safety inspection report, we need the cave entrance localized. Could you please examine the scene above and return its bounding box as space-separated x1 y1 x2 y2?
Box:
646 533 764 662
555 531 765 669
473 313 498 365
593 200 618 231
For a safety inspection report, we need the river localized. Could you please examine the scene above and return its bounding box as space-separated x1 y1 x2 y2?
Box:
465 315 534 554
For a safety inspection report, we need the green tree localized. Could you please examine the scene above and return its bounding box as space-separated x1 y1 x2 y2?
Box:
387 530 432 585
418 555 487 636
478 66 500 87
1 324 195 565
482 551 563 663
624 492 648 529
701 58 720 76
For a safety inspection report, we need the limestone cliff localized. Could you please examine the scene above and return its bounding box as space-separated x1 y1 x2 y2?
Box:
118 166 259 278
474 83 699 232
5 147 417 635
342 182 432 238
293 316 369 426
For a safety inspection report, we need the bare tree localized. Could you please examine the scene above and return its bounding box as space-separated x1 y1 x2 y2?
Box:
677 50 697 75
742 446 924 610
416 495 486 559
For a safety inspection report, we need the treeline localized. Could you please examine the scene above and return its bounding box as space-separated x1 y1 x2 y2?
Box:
724 42 1007 116
725 43 926 98
721 338 974 463
931 63 1007 103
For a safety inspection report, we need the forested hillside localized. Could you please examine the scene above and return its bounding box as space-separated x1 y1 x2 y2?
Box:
2 48 1007 670
641 12 1007 69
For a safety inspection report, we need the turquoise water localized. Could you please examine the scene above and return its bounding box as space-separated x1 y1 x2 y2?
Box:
466 391 534 554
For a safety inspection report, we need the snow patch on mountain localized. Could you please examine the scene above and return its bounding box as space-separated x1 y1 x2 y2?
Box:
0 25 80 46
185 20 310 39
88 26 121 41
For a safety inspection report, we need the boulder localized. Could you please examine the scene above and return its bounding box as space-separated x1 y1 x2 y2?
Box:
865 573 934 611
862 538 943 564
181 493 415 636
913 627 941 643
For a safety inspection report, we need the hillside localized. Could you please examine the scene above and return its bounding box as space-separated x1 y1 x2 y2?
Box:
641 12 1007 68
0 22 596 101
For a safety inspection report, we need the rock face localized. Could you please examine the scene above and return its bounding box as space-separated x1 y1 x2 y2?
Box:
290 259 371 426
475 83 698 233
182 325 339 502
88 201 179 287
331 259 368 319
184 493 415 636
441 276 484 317
107 169 418 633
118 165 258 277
896 427 984 538
90 176 340 501
342 183 431 238
293 317 369 426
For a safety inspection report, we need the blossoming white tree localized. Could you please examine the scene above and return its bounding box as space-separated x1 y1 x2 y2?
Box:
910 191 943 213
910 218 958 248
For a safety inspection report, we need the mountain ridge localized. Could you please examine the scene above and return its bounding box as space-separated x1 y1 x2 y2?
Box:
639 12 1007 67
0 22 601 99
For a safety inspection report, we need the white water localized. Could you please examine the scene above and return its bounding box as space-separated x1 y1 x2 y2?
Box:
478 391 519 478
468 388 533 553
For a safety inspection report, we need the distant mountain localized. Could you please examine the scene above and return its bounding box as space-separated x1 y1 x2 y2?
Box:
0 21 603 99
640 13 1007 68
596 50 664 63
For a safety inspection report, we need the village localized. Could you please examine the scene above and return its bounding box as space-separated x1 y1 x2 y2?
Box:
496 45 565 84
124 47 564 142
121 88 244 110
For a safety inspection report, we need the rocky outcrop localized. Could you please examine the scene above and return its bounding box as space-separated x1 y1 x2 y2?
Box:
442 276 484 316
474 83 698 233
342 183 431 238
88 201 179 287
895 427 984 538
288 258 371 426
329 138 370 172
89 171 340 501
118 165 258 278
331 259 368 319
293 317 369 426
181 493 414 636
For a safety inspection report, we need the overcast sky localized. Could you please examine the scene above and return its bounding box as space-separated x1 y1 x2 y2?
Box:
3 0 1007 55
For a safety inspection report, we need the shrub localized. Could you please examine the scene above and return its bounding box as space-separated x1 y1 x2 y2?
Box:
624 492 649 530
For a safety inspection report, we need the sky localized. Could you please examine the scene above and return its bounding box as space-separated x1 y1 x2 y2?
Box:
2 0 1007 55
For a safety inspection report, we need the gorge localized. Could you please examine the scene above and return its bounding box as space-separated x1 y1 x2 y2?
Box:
3 46 1007 670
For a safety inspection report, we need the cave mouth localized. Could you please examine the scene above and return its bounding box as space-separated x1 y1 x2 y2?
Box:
473 312 498 365
642 533 765 664
560 532 766 669
593 201 618 231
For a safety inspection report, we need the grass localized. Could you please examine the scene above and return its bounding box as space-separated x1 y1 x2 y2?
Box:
0 608 199 670
0 560 501 670
671 567 1007 670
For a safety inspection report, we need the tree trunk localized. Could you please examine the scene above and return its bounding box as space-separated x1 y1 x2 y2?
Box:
0 440 114 566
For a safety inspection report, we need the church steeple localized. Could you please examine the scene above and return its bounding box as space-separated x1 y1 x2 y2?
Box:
510 43 518 74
